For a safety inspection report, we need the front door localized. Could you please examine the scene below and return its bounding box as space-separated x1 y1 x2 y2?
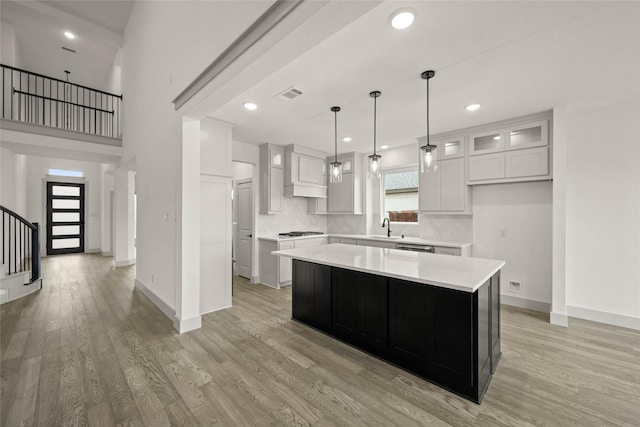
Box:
46 182 85 255
237 180 253 279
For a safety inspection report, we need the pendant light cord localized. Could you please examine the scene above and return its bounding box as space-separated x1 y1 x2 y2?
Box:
373 94 377 155
426 75 430 146
334 109 338 163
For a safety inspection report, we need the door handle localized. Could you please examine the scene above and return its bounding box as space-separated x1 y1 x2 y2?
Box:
248 234 252 238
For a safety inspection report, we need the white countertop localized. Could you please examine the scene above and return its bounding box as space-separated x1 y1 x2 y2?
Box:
259 233 471 249
272 243 504 293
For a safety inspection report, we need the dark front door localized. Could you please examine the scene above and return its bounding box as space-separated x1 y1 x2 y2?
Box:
46 182 85 255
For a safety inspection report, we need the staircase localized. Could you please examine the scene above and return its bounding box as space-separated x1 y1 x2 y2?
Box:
1 205 42 304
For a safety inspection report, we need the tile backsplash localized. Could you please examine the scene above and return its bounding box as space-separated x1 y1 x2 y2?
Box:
259 197 327 236
418 214 473 242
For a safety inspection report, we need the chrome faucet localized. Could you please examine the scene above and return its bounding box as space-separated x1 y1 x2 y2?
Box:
381 217 392 237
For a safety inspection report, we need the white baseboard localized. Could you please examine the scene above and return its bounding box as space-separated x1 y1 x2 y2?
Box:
173 316 202 333
550 311 569 327
114 258 136 267
101 251 113 257
250 275 260 284
86 248 100 254
501 295 550 313
134 278 175 321
135 278 205 334
567 305 640 331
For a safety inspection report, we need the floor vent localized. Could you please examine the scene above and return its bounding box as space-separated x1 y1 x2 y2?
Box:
276 86 303 100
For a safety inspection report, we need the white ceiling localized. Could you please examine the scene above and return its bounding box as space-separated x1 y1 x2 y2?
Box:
1 0 132 91
210 1 640 156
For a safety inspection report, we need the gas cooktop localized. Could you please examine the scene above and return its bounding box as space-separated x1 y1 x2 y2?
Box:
278 231 324 237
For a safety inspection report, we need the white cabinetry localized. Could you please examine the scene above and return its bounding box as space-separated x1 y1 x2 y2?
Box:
419 136 471 213
284 145 327 198
468 118 550 184
259 144 284 214
434 246 462 256
259 237 328 288
327 152 363 214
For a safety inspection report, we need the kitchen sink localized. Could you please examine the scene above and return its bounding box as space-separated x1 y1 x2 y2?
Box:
367 235 403 240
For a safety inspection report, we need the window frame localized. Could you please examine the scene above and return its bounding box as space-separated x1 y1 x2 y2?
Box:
381 166 419 225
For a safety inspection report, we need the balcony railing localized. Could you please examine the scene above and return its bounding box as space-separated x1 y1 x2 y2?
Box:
1 64 122 139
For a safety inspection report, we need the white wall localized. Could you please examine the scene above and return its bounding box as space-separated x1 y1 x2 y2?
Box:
0 21 21 67
1 147 27 216
473 182 553 310
24 156 104 254
122 2 272 326
554 99 640 329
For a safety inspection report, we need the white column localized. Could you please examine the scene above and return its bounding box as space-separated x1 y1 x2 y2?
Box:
551 107 568 327
113 168 136 266
199 118 233 315
175 118 201 332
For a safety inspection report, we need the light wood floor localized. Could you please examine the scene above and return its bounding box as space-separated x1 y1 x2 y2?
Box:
1 254 639 426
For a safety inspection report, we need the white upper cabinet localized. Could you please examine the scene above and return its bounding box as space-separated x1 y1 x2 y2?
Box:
506 121 548 150
259 144 284 214
467 115 551 185
439 136 466 159
469 130 505 155
327 152 363 214
419 135 470 214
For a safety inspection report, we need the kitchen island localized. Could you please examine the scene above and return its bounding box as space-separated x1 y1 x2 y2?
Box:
273 243 505 403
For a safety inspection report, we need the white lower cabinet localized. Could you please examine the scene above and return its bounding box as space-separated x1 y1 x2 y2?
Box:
357 239 396 249
434 246 462 256
259 237 327 288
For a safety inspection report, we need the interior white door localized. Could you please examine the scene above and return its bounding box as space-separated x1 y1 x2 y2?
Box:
237 180 253 279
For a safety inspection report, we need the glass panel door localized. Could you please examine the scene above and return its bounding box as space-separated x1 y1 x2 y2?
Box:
47 182 84 255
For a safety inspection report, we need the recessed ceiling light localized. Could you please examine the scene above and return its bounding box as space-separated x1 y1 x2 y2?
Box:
243 102 257 111
465 103 481 112
380 145 389 150
342 137 352 142
390 9 415 30
64 31 75 39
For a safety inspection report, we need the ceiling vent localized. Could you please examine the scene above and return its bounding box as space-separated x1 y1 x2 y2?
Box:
62 46 76 53
276 86 303 101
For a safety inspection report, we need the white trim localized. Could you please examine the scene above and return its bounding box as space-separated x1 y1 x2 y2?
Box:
250 274 260 284
85 248 100 253
101 251 113 257
173 316 202 333
567 305 640 331
550 311 569 327
501 295 550 313
201 304 232 316
134 278 175 320
114 258 136 267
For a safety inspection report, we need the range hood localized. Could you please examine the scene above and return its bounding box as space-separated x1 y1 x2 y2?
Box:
283 144 327 198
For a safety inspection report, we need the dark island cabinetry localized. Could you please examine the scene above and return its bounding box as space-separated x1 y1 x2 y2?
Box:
292 259 501 403
331 268 388 356
292 261 331 329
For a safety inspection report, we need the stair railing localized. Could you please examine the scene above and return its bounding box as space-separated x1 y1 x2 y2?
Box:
1 205 40 284
1 64 122 138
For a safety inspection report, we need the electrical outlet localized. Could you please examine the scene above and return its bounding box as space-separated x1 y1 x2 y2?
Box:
509 281 521 292
152 274 155 283
500 229 507 238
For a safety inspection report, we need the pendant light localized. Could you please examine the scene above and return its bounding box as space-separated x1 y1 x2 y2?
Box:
419 70 437 174
368 90 382 178
329 106 343 183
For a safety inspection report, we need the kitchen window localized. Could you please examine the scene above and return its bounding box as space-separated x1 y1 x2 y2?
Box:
383 169 418 223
